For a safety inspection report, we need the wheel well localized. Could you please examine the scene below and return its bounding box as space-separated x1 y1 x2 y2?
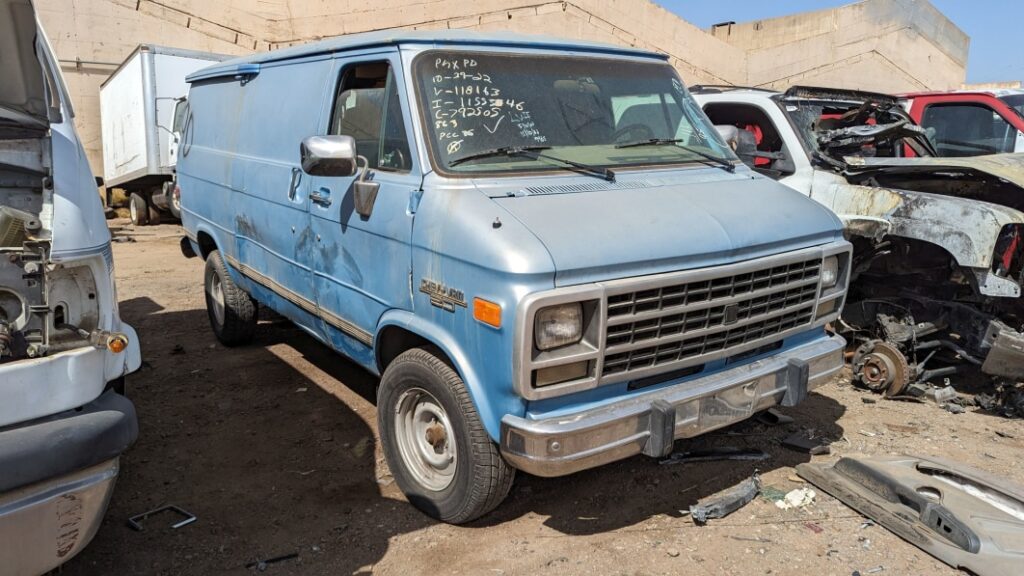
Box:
196 231 217 260
376 326 456 373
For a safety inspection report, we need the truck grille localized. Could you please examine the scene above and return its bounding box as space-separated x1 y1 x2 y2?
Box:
602 258 821 378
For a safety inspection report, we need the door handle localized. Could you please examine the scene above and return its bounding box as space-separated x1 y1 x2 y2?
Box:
287 167 301 201
310 187 332 207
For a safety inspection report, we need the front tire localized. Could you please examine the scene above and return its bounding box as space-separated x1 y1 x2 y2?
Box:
204 250 257 346
378 348 514 524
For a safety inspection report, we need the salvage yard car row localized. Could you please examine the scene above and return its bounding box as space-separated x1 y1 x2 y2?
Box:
2 4 1024 575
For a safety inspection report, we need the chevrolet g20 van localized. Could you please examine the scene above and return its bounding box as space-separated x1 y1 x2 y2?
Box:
1 2 142 573
178 30 851 523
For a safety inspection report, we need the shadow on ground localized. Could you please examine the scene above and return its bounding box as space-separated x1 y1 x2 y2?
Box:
65 295 847 574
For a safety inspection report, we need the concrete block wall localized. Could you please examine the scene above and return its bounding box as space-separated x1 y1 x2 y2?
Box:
35 0 967 176
709 0 967 92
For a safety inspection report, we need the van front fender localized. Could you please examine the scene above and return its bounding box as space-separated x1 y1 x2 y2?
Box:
375 310 526 442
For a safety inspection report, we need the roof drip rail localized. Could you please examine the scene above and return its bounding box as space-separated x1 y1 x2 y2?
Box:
689 84 778 95
187 63 261 84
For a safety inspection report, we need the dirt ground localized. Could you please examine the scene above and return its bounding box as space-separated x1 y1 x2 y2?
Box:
62 221 1024 576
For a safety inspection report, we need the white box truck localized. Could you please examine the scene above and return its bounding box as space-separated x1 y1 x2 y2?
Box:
100 45 228 225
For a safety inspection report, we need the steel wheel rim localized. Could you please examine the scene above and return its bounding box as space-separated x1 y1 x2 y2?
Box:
129 199 138 223
394 387 457 492
208 272 226 325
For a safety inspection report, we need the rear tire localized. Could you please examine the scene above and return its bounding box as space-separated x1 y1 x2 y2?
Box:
129 192 149 226
378 347 514 524
166 181 182 220
204 250 257 346
147 201 162 225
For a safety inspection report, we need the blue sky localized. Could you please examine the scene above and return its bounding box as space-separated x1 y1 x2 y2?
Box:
657 0 1020 84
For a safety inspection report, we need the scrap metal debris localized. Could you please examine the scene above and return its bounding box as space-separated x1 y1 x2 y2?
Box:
245 552 299 571
976 382 1024 418
782 430 832 455
689 474 761 525
797 454 1024 576
774 487 816 510
660 447 770 465
127 504 197 531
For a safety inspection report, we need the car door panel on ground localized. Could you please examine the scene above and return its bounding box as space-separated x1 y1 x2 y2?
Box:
307 51 419 353
232 58 332 335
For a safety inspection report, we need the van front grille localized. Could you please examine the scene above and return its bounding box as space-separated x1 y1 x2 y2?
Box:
601 258 821 379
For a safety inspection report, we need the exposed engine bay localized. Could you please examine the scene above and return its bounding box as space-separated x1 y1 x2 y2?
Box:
1 136 101 364
783 92 1024 399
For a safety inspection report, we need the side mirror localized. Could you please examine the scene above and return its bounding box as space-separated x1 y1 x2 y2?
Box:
300 135 357 176
95 176 105 188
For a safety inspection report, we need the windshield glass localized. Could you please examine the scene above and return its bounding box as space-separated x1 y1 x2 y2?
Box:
1001 94 1024 120
413 51 735 174
781 99 933 164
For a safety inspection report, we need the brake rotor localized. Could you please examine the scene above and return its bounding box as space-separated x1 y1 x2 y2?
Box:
852 340 911 396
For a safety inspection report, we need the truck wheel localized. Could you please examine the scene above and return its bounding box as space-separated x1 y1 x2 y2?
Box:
166 182 182 220
147 202 162 225
378 347 514 524
204 250 257 346
129 193 149 226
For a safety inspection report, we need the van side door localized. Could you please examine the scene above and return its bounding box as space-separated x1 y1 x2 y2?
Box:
306 52 419 353
232 59 333 335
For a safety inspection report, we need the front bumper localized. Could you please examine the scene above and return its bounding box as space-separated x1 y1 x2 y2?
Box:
501 333 845 477
0 323 140 428
0 391 137 575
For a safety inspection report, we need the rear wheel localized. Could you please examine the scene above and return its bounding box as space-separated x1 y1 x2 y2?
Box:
204 250 257 346
128 192 149 226
378 347 514 524
166 181 182 220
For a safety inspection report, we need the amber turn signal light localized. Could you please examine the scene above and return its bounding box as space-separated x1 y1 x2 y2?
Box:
106 333 129 354
473 298 502 328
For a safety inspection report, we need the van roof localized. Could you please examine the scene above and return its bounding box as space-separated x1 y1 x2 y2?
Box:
186 29 667 83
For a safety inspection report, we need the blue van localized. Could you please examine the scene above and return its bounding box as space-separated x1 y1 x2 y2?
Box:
179 30 851 523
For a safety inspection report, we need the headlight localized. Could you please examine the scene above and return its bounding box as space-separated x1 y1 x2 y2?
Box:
534 303 583 350
821 256 840 289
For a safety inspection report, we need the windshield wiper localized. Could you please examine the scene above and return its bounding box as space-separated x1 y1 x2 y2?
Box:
449 146 615 182
615 138 736 172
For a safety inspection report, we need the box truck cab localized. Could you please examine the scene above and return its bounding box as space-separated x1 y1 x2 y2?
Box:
1 1 142 573
179 31 851 524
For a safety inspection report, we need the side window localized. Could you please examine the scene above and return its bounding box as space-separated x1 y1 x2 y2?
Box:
329 62 412 171
702 102 795 179
921 103 1016 157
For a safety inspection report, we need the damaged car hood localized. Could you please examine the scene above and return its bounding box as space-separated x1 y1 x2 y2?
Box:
0 0 54 131
814 153 1024 298
844 154 1024 186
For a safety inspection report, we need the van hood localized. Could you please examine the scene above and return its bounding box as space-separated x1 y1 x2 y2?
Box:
486 169 842 286
0 0 51 132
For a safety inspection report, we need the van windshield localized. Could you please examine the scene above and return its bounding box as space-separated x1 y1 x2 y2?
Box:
413 51 735 174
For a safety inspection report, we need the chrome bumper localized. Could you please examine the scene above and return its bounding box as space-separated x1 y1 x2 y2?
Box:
501 334 845 477
0 459 119 576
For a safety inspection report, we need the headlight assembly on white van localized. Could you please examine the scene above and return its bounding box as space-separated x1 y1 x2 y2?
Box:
821 256 840 289
534 303 583 351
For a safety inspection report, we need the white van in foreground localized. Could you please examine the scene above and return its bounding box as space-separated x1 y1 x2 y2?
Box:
1 2 141 573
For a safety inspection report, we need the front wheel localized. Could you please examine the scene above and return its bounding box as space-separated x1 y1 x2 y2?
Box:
378 348 514 524
204 250 257 346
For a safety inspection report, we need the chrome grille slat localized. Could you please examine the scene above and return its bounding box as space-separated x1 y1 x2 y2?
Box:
601 257 821 379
